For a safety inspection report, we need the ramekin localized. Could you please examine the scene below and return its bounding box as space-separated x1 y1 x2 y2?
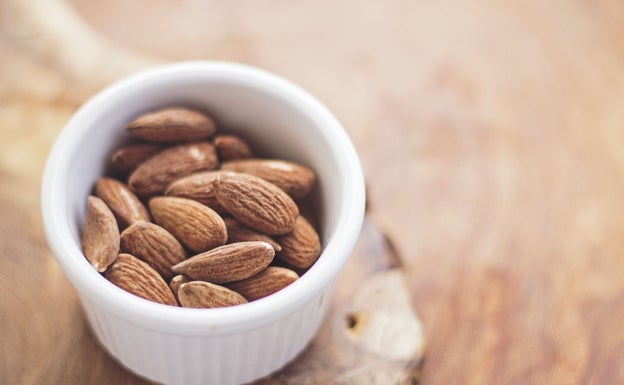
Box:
41 62 365 385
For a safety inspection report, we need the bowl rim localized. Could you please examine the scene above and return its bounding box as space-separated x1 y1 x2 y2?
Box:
41 61 365 335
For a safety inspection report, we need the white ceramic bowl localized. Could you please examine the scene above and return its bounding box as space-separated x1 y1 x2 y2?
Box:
41 62 365 385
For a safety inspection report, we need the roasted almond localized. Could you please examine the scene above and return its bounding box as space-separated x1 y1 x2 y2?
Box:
105 253 177 306
169 274 191 302
95 177 150 229
277 216 321 269
111 143 162 173
227 266 298 301
82 195 120 272
172 241 274 283
149 196 227 253
223 217 282 252
120 221 187 279
178 281 247 308
126 107 216 143
214 172 298 235
164 171 228 214
221 158 315 199
214 134 253 160
128 141 218 197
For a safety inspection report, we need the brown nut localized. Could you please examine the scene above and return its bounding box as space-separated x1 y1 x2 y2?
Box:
214 134 253 160
165 170 228 214
227 266 298 301
172 241 275 284
81 195 120 272
126 107 216 143
214 172 298 235
277 216 321 269
178 281 247 308
95 177 150 229
120 221 187 280
105 253 177 306
111 143 162 173
149 196 227 253
221 158 315 199
128 142 218 197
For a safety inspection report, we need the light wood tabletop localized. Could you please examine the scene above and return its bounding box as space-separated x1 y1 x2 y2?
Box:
2 0 624 384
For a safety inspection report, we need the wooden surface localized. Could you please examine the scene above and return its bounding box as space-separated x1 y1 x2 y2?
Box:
2 0 624 383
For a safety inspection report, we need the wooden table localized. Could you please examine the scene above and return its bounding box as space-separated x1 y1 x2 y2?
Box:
2 0 624 383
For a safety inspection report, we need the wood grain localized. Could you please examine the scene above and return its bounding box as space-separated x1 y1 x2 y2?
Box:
2 0 624 383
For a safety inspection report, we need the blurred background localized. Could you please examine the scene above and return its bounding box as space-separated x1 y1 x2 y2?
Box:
1 0 624 384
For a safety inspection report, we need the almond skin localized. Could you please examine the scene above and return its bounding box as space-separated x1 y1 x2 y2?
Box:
95 177 150 229
82 195 120 272
111 143 162 173
178 281 247 308
214 134 253 160
214 172 299 235
164 171 228 214
105 253 177 306
120 221 187 280
126 107 216 143
172 241 275 283
228 266 298 301
277 216 321 269
128 141 218 197
223 217 282 252
149 196 227 253
221 159 315 199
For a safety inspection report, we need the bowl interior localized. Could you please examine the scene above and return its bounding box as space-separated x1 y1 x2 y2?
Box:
43 62 365 333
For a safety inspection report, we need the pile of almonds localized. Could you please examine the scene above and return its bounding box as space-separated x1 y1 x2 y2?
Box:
81 107 321 308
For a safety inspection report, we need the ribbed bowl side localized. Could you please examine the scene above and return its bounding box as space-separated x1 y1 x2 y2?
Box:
78 285 333 385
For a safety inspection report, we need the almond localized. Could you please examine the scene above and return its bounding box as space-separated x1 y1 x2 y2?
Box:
178 281 247 308
214 134 253 160
120 221 187 279
169 274 191 302
227 266 298 301
126 107 216 143
128 141 218 197
221 159 315 199
214 172 299 235
164 171 228 214
277 216 321 269
149 196 227 253
172 241 274 283
95 177 150 229
223 217 282 252
111 143 162 173
105 253 177 306
82 195 120 272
